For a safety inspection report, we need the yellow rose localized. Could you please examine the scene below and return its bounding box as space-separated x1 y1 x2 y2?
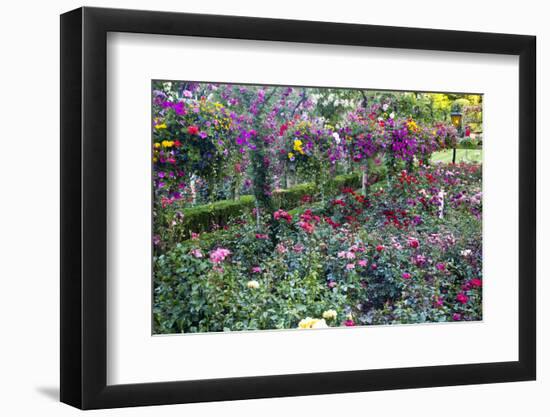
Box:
322 309 337 320
297 317 328 329
154 122 167 130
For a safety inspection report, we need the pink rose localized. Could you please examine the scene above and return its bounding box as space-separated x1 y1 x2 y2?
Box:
276 243 287 254
209 248 231 264
293 244 304 253
190 248 203 258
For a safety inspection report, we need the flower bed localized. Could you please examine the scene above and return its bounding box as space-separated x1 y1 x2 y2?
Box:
153 162 482 333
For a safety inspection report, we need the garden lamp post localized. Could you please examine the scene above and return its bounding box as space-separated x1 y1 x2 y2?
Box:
450 107 463 164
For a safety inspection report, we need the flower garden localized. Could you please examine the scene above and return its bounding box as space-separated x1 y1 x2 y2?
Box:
152 81 483 334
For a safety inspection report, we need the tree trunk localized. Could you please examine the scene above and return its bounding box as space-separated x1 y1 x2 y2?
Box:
282 168 288 189
361 162 369 196
190 175 197 205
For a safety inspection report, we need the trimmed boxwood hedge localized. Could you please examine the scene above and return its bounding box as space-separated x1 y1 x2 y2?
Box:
179 195 255 237
272 173 362 210
178 173 361 236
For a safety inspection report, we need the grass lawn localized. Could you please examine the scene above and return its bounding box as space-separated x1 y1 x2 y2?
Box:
431 149 482 164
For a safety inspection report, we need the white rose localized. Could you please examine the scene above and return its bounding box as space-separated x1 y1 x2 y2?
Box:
246 280 260 289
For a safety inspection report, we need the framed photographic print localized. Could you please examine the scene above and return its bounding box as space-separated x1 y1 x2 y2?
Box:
60 6 536 410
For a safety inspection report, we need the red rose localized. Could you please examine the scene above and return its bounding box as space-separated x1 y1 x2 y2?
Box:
187 125 199 135
408 237 420 248
469 278 482 288
376 245 384 252
456 293 469 304
298 221 314 234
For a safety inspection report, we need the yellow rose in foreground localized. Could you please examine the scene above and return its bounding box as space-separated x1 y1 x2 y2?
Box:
311 319 328 329
322 309 337 320
246 280 260 289
297 317 328 329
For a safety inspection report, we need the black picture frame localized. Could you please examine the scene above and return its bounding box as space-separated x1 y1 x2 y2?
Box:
60 6 536 410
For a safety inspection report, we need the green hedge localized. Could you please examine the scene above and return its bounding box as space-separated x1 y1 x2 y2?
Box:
178 173 361 237
273 173 361 209
180 195 255 237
